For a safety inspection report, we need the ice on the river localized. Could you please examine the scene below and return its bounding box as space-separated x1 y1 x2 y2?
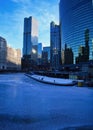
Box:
0 73 93 130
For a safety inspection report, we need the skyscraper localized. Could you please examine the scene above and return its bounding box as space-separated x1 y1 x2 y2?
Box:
43 46 50 63
38 43 42 59
64 44 73 64
37 43 42 65
50 21 61 70
22 16 38 70
23 16 38 56
59 0 93 63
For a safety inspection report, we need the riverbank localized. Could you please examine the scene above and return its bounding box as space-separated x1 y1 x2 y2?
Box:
26 73 77 86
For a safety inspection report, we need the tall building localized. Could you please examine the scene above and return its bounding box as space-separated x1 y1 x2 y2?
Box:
42 51 48 65
37 43 42 65
38 43 42 59
23 16 38 57
43 46 50 63
64 44 73 64
22 16 38 70
50 21 61 70
31 45 38 63
59 0 93 63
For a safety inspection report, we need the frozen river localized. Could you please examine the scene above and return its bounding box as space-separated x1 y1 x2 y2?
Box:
0 73 93 130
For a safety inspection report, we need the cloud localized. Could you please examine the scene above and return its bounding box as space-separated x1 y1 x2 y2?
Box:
0 0 59 50
11 0 31 4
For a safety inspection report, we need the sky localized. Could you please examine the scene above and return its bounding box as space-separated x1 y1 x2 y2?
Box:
0 0 59 52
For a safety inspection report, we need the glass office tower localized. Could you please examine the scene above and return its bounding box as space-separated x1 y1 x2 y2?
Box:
38 43 42 59
59 0 93 63
43 46 50 62
22 16 38 70
50 21 61 70
23 16 38 56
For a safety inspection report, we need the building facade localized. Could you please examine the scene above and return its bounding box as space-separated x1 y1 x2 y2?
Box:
6 46 21 70
64 44 73 64
43 46 50 63
42 51 48 66
50 21 61 70
0 36 21 70
0 36 7 69
38 43 42 59
22 16 38 70
59 0 93 63
37 43 42 65
23 16 38 57
76 29 90 63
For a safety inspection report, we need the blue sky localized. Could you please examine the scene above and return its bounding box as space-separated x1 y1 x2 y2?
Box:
0 0 59 51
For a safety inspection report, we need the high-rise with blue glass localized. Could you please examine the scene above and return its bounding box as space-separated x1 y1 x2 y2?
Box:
23 16 38 56
59 0 93 63
50 21 61 70
43 46 50 62
22 16 38 70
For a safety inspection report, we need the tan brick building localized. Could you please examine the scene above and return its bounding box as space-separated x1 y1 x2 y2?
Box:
0 36 21 70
